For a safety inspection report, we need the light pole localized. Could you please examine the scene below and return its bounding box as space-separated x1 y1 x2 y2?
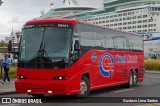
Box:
0 0 3 6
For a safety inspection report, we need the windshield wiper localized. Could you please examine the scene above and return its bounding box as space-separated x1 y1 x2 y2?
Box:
27 28 52 65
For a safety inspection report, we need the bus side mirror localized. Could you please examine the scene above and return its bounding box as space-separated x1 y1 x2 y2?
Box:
14 48 19 59
74 40 80 51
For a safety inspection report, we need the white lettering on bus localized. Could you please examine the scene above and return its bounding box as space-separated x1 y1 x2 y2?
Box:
127 55 137 63
116 54 126 63
58 24 69 28
24 25 34 29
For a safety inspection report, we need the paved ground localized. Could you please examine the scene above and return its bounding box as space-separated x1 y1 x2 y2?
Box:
0 70 160 95
0 79 15 95
0 72 160 106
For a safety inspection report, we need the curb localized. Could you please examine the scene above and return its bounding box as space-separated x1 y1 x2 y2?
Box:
145 71 160 75
0 91 16 95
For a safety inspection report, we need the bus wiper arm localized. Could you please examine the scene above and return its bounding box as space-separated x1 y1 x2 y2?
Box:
27 28 52 64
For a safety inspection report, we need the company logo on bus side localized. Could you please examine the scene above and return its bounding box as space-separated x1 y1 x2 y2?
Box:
100 53 114 77
127 55 138 63
116 54 126 63
99 53 138 77
116 54 138 63
92 53 97 62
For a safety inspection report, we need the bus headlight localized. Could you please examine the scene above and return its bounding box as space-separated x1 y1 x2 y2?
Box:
53 76 68 80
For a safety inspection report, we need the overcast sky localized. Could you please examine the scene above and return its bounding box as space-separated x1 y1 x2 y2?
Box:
0 0 103 40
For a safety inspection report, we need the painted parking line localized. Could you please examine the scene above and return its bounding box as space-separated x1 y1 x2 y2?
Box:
146 76 160 79
113 88 134 93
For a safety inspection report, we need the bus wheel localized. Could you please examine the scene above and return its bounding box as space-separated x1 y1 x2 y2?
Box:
127 72 133 88
133 71 138 86
31 94 44 98
75 76 90 97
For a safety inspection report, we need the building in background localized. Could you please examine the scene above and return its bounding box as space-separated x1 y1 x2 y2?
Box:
42 0 160 35
4 29 21 54
144 32 160 59
1 29 21 62
5 29 21 44
41 0 160 59
40 0 97 18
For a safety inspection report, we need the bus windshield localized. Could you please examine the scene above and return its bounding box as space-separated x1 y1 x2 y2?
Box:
19 27 72 62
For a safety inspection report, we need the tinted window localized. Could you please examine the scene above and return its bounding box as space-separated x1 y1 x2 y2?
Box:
94 27 105 49
79 24 94 48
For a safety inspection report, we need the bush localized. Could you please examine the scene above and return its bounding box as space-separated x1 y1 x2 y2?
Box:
144 60 160 70
9 66 17 78
0 66 17 78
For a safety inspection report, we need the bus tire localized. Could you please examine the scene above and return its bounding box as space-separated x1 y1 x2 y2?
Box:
31 94 44 98
75 76 90 97
133 71 138 86
127 71 133 88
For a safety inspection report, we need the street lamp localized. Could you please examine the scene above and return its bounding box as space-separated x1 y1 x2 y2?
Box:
0 0 3 6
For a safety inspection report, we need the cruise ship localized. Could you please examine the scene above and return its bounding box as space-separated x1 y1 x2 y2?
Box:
41 0 97 18
41 0 160 59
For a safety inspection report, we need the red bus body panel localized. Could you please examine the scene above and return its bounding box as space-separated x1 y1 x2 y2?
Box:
15 18 144 95
15 50 144 95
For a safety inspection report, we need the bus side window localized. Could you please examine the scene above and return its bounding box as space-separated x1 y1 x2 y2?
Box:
105 36 114 49
125 35 132 50
115 36 124 49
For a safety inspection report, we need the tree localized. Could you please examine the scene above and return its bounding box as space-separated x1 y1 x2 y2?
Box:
0 40 7 47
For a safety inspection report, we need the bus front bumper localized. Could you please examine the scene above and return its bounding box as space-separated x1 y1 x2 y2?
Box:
15 79 79 95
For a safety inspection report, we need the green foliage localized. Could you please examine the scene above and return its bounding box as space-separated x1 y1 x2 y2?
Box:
144 60 160 70
1 66 17 78
0 40 7 47
9 66 17 78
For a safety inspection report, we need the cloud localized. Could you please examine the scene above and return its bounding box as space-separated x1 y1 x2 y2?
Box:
8 16 20 23
0 0 103 40
4 0 55 7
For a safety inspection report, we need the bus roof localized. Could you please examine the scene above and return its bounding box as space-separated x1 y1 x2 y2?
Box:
78 20 141 37
25 18 78 25
25 18 141 37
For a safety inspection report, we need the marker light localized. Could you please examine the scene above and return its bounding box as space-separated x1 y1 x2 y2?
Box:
53 76 68 80
48 90 52 94
27 90 32 93
18 75 27 79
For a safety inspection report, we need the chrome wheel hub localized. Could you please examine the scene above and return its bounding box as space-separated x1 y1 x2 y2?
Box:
134 74 137 83
80 80 87 94
130 74 133 85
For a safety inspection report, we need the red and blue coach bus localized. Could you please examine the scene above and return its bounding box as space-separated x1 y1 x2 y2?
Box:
15 18 144 97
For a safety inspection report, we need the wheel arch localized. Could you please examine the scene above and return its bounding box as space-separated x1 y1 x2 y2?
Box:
82 73 90 81
135 68 138 73
130 69 133 73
